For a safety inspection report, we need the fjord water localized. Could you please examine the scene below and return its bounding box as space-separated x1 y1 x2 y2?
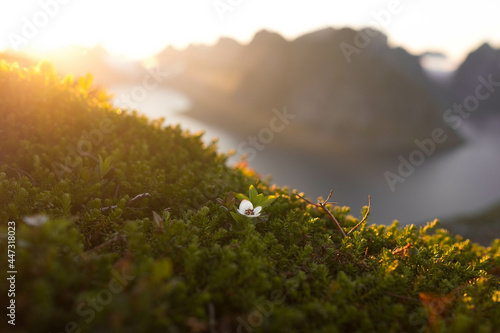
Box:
109 84 500 226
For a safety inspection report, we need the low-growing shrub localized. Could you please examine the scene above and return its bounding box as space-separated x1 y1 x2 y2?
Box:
0 60 499 333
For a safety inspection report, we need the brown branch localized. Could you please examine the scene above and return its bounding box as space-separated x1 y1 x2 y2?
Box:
385 292 420 303
322 205 347 238
296 191 347 238
101 192 150 211
128 192 150 205
295 192 316 205
296 191 336 207
100 205 117 212
1 162 36 186
324 190 333 204
80 234 126 257
347 195 371 236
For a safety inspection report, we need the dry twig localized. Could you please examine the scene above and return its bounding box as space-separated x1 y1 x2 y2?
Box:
347 195 371 236
1 162 36 186
296 190 347 238
100 192 150 211
296 191 371 238
80 233 126 257
128 192 151 205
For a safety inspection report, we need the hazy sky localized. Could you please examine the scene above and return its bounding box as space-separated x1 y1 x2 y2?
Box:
1 0 499 66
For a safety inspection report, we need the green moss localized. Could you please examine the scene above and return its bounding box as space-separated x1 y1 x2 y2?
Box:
0 59 499 333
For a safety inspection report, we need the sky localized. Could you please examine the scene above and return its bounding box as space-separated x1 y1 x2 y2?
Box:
1 0 499 67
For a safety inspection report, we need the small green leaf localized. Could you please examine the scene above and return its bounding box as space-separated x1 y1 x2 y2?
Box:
235 193 249 202
226 192 235 207
249 185 259 202
61 193 71 215
97 154 112 179
151 258 173 284
259 195 278 208
252 193 266 207
230 211 245 224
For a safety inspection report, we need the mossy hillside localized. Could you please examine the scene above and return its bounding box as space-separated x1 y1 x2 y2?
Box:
0 60 499 333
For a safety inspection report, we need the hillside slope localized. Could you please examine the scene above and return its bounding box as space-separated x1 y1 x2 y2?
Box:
0 60 499 333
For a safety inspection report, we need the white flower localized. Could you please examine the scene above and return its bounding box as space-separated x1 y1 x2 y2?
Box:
23 214 48 227
237 199 262 217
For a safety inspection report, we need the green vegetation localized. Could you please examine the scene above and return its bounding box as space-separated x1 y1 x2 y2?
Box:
1 60 499 333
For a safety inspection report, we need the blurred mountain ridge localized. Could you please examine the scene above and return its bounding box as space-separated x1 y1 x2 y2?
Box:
4 28 500 156
448 42 500 117
155 27 461 155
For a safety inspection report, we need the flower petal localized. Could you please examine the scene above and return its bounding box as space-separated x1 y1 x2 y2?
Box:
23 214 48 227
238 199 253 211
253 206 262 215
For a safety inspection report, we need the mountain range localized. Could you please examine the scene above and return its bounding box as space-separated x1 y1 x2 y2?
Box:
155 28 466 155
4 27 500 156
449 42 500 116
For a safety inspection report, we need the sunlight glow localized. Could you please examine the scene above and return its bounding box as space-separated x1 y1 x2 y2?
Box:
1 0 499 61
